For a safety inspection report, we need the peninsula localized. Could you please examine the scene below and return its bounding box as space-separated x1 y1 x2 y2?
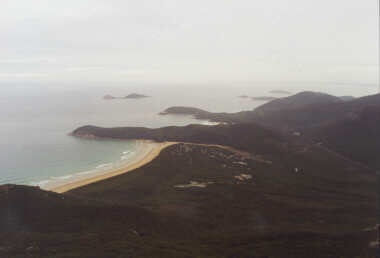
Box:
1 91 379 257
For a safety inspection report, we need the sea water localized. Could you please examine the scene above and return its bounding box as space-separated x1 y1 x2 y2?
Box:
0 82 376 187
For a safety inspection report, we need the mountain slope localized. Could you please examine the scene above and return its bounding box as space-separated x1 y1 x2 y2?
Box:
251 92 380 171
1 140 377 257
254 91 343 114
310 105 380 170
1 91 379 257
72 123 288 156
252 93 380 133
159 92 380 132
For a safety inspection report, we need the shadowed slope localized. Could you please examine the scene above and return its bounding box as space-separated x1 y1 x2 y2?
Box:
70 143 378 257
1 139 377 257
72 123 287 156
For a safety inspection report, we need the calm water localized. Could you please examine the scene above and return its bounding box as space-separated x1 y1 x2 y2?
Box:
0 82 376 187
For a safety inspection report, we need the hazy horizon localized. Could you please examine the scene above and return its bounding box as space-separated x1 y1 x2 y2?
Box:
1 0 378 87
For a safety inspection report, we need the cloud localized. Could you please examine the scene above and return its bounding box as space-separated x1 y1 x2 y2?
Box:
0 72 48 78
0 0 378 84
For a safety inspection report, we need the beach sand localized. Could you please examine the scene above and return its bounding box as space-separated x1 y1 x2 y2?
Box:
49 141 177 193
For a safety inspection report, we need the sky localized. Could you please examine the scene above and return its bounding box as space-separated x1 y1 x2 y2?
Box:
0 0 378 86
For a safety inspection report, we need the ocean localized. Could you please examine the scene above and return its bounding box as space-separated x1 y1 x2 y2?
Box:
0 82 376 188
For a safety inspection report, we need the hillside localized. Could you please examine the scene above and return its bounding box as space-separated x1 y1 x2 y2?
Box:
72 123 287 156
160 92 380 134
253 91 343 114
250 92 380 170
159 106 251 123
158 92 364 127
158 92 380 172
1 91 379 257
251 92 380 134
310 105 380 170
1 141 378 257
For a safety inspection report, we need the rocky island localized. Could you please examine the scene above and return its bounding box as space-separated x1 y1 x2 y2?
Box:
103 94 117 100
124 93 149 99
103 93 149 100
159 106 210 116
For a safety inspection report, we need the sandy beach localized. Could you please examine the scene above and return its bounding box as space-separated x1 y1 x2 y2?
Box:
49 141 177 193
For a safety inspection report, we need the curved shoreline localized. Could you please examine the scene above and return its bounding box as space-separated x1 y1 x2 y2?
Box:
50 141 177 193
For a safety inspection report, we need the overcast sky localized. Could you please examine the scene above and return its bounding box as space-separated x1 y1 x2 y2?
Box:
0 0 378 85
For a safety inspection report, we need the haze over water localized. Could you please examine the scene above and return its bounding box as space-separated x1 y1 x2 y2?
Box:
0 82 377 187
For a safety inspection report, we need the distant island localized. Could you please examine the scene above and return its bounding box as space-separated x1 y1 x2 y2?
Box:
103 93 149 100
103 94 117 100
251 96 277 101
159 106 209 116
238 95 250 98
269 90 292 95
125 93 149 99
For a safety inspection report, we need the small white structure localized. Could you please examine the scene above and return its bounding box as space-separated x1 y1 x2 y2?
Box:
234 174 252 181
174 181 214 188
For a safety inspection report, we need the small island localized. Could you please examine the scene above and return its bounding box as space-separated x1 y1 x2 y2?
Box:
103 94 117 100
103 93 149 100
125 93 149 99
238 95 250 98
159 106 209 116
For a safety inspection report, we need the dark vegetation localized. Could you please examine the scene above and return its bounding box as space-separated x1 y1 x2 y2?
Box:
159 91 357 125
253 91 343 114
1 91 379 257
310 106 380 171
159 106 252 123
125 93 149 99
1 143 378 257
251 92 380 134
250 92 380 172
158 92 380 170
72 123 287 156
